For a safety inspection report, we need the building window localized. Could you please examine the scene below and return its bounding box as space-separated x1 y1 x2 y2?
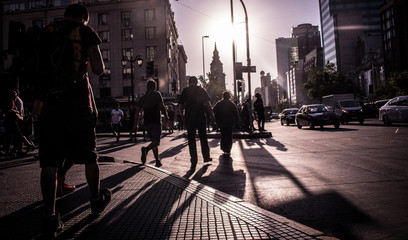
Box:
99 31 110 42
32 19 43 28
123 67 131 80
145 27 156 39
122 48 134 59
145 9 156 22
98 13 109 25
122 29 133 40
101 49 110 62
146 46 157 60
121 11 132 25
123 87 132 97
100 88 111 98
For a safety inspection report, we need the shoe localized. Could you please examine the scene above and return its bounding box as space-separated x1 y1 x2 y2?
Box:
155 159 162 167
90 188 112 215
141 147 147 164
204 158 213 163
42 212 64 239
57 177 76 196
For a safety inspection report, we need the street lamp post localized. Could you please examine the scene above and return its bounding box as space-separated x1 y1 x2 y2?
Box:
202 35 209 82
122 55 143 103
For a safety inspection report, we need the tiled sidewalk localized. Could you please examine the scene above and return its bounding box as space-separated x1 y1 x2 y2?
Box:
0 159 331 239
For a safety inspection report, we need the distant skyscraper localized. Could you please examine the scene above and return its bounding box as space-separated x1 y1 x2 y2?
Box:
276 37 298 100
291 24 321 62
319 0 385 75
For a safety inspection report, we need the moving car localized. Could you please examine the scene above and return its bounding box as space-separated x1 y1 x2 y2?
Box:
295 104 340 129
379 96 408 125
279 108 299 125
322 94 364 124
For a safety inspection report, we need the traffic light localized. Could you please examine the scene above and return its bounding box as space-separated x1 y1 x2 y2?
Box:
146 61 154 77
234 62 243 80
237 81 242 92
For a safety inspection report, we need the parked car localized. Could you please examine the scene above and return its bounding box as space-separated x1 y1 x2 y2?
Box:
379 96 408 125
374 99 390 117
279 108 299 125
295 104 341 129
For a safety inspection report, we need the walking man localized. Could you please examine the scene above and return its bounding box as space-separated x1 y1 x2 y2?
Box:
134 79 169 167
213 92 239 156
32 4 111 238
111 103 124 143
254 93 265 131
179 76 215 171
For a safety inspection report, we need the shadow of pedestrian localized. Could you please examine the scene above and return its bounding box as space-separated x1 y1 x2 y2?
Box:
192 155 246 200
0 164 144 239
238 138 376 240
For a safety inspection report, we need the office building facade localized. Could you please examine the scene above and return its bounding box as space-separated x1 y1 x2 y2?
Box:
1 0 185 102
319 0 384 76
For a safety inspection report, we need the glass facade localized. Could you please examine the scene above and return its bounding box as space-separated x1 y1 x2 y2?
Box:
319 0 384 71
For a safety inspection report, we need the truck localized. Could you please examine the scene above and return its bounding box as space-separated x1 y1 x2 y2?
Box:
322 94 364 124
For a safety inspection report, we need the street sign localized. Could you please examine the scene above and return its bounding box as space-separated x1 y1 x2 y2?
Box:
241 65 256 73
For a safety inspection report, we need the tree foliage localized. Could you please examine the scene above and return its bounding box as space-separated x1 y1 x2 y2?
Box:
303 63 354 102
369 71 408 100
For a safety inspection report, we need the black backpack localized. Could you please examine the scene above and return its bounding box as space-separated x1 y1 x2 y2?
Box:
27 21 84 102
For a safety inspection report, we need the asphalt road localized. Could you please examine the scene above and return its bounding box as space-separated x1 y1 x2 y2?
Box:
96 118 408 240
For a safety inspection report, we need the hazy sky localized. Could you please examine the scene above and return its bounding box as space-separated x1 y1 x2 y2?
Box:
171 0 321 92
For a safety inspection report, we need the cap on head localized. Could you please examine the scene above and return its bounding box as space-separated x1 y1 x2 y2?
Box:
189 76 198 85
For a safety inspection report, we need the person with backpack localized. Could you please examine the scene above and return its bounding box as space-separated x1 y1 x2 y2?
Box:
31 4 111 238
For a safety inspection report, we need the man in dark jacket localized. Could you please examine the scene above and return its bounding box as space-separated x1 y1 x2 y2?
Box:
213 92 239 156
179 76 215 171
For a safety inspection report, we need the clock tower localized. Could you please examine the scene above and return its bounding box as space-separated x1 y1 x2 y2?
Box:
210 43 226 89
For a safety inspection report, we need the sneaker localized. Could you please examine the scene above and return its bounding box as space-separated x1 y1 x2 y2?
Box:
204 158 213 163
57 177 76 196
90 189 112 215
141 147 147 164
42 212 64 239
155 159 162 167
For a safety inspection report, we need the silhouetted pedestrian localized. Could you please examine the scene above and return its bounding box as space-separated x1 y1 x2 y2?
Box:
178 76 215 171
254 93 265 131
32 4 111 238
111 103 124 143
134 79 169 167
213 92 239 156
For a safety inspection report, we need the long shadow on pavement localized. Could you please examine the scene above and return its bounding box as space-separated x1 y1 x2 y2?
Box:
0 165 143 239
239 138 375 240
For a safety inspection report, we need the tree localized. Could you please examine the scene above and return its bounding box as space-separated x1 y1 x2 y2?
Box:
303 63 354 102
369 71 408 100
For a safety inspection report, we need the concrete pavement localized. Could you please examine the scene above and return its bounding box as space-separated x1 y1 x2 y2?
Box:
0 129 337 239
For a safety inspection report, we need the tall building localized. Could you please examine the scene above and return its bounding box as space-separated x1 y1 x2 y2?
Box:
275 37 298 101
209 43 226 90
291 24 321 62
381 0 408 76
1 0 185 102
319 0 385 76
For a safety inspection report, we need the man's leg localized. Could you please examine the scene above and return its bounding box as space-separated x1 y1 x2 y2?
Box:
85 162 100 199
225 127 233 154
187 125 198 168
40 167 58 216
197 120 211 161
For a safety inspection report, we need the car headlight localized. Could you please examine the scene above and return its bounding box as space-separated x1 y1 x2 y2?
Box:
342 109 348 113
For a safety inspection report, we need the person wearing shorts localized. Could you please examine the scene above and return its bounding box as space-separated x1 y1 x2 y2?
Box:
32 4 111 238
134 79 168 167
